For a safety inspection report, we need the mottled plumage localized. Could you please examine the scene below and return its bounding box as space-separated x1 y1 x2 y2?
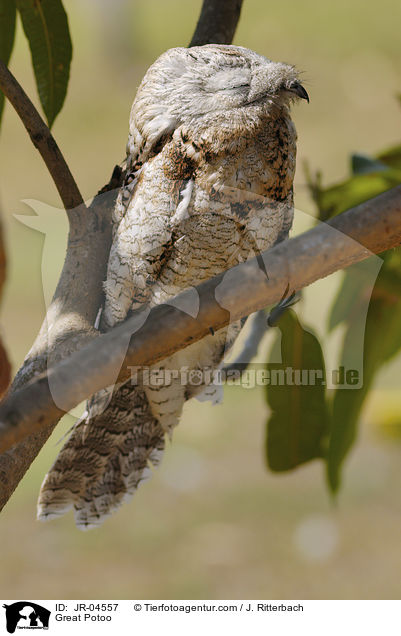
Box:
38 45 308 528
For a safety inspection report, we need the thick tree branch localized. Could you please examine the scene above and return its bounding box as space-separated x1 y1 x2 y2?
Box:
0 61 84 213
1 186 117 513
189 0 244 46
0 186 400 476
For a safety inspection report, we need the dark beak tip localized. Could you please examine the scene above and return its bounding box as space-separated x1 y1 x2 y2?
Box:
296 84 310 103
289 82 310 103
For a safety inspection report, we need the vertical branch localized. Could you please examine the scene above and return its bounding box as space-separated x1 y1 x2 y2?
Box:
189 0 244 47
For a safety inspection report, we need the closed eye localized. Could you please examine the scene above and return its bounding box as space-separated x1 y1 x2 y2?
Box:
220 84 250 91
206 68 251 93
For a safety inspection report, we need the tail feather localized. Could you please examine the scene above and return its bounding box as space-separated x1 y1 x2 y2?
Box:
37 383 165 529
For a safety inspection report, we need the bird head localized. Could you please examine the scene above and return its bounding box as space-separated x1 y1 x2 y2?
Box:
183 45 309 109
134 44 308 120
129 44 308 159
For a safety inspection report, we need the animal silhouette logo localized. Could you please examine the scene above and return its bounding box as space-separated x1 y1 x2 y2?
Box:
2 602 50 633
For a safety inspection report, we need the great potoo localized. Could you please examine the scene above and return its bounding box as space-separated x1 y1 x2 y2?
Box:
38 45 309 529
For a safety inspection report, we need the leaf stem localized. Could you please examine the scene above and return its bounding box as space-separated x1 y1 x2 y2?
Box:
0 60 84 213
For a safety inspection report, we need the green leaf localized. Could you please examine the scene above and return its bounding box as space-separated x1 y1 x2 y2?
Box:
0 0 17 125
16 0 72 127
327 254 401 492
315 170 401 220
351 153 387 175
265 309 329 471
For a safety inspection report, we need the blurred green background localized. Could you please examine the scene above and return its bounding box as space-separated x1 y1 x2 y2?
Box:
1 0 400 599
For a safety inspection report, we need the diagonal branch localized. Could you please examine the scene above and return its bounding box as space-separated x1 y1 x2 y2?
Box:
189 0 244 46
0 186 400 476
0 60 84 213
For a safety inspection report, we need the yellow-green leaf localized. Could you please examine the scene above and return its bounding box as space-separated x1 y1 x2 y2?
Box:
377 144 401 171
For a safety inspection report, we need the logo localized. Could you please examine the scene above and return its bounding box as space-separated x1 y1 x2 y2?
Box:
2 603 50 633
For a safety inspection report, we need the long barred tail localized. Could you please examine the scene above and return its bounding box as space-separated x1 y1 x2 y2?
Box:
37 383 165 530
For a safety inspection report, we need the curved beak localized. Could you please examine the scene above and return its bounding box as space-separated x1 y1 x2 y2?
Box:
288 81 309 103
